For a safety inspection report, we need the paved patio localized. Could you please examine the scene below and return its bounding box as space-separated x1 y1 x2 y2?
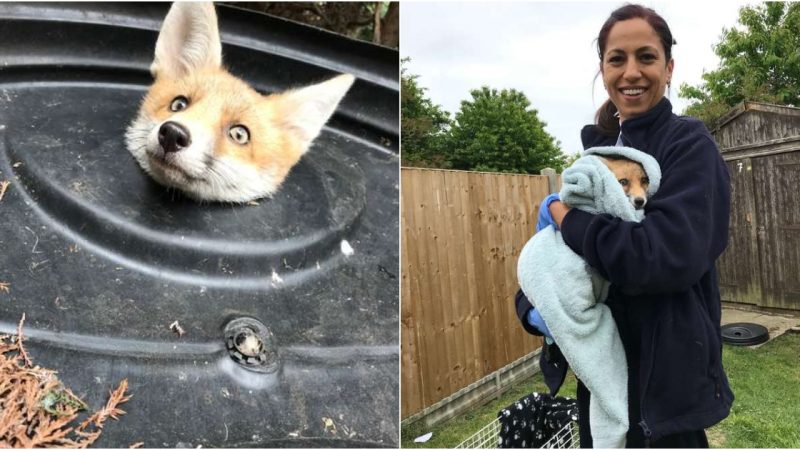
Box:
721 303 800 348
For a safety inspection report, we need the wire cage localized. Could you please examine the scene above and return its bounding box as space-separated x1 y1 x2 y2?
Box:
541 420 580 449
456 417 501 449
456 417 579 449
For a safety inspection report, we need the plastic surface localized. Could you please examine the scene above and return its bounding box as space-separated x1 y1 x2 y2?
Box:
0 2 398 447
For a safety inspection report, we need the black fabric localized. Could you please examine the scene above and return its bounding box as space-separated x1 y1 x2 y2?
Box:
539 340 568 397
515 288 542 336
562 98 733 441
649 429 709 448
498 392 578 449
577 379 592 448
577 379 709 448
514 290 569 396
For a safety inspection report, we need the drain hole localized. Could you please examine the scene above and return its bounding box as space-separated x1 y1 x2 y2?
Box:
234 328 264 357
224 318 279 373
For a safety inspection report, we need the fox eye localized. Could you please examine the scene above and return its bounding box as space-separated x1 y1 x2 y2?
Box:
170 96 189 112
619 178 629 186
229 125 250 144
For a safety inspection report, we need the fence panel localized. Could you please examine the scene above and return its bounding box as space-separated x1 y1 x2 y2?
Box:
401 168 551 418
751 150 800 309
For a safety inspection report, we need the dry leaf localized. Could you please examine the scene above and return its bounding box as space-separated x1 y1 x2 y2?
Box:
0 181 9 203
15 313 31 368
169 321 185 337
0 315 134 447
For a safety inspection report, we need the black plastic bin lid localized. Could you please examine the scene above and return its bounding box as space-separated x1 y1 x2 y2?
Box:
0 3 398 447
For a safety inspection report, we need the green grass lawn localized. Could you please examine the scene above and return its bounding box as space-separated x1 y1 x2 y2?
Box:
401 332 800 448
707 331 800 448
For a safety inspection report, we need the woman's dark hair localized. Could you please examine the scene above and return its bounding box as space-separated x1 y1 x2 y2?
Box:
595 4 676 136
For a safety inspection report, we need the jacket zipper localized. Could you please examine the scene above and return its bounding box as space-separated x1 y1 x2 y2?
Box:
639 321 659 448
638 420 652 448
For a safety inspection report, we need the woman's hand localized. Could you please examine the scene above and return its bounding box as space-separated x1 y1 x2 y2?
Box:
536 193 562 231
549 201 571 228
526 308 554 344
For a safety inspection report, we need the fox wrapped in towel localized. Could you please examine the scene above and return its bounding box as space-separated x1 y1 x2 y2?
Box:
516 146 662 448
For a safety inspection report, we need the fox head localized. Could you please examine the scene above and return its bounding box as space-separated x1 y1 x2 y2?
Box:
600 156 650 210
126 2 354 202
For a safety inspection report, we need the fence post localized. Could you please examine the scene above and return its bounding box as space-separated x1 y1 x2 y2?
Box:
540 168 557 194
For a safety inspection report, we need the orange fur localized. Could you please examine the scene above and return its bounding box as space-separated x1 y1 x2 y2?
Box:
126 2 354 202
601 157 650 208
140 68 302 181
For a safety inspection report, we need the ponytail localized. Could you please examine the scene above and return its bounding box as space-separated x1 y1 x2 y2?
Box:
595 99 620 137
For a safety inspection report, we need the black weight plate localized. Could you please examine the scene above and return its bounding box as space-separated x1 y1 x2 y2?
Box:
721 322 769 346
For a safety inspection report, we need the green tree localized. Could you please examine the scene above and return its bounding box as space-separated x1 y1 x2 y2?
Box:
680 2 800 126
446 86 565 174
400 59 451 168
564 152 581 168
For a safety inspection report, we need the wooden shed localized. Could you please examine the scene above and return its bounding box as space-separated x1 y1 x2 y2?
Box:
711 101 800 311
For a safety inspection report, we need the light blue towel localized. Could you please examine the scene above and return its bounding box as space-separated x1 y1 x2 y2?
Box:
517 146 661 448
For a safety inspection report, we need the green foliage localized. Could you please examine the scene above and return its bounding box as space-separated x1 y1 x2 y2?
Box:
680 2 800 127
401 59 452 168
400 61 565 173
564 152 582 168
447 87 565 174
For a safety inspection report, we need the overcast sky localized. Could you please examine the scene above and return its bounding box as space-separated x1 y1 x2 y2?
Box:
401 1 755 155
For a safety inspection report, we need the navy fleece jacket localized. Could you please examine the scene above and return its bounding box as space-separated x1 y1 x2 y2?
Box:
521 98 734 443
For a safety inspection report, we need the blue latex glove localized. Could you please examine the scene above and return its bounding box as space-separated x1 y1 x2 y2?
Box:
536 193 561 231
526 308 554 344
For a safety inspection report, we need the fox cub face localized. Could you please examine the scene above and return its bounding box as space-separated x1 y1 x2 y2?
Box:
126 2 354 202
600 156 650 210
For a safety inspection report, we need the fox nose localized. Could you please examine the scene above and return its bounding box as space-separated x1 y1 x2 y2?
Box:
158 121 191 153
633 197 646 210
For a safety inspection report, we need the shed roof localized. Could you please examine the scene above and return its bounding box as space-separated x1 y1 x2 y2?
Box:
711 101 800 133
710 101 800 157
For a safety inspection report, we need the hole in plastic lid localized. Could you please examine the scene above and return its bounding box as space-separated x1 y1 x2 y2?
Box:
224 318 279 373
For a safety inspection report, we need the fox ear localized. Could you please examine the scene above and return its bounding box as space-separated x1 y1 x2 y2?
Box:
273 74 355 153
151 2 222 79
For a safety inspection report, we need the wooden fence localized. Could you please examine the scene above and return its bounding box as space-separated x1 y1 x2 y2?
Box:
401 167 551 418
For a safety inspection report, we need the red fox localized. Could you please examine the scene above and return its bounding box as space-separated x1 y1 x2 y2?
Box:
125 2 354 202
600 156 650 210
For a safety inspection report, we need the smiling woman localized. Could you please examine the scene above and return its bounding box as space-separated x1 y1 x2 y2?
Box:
523 3 735 449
